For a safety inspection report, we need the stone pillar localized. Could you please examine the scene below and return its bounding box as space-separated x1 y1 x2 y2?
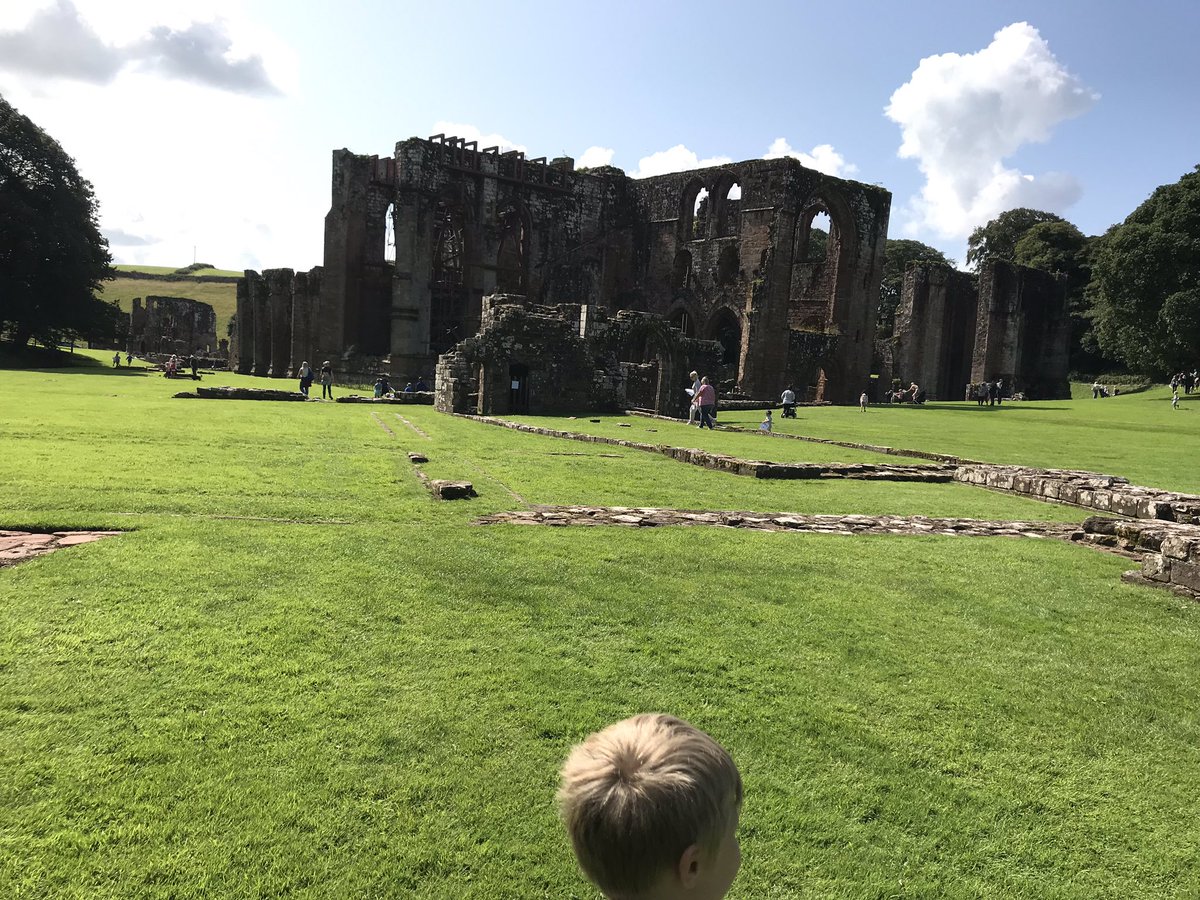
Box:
247 271 271 378
389 188 432 374
265 268 294 377
235 279 253 374
291 268 321 375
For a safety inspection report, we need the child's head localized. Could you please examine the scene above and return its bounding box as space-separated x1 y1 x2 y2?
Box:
558 714 743 899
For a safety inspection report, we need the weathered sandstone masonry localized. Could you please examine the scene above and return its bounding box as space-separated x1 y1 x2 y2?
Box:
129 296 219 358
435 296 722 417
888 261 1070 400
1079 517 1200 599
478 508 1081 539
953 466 1200 523
245 132 891 403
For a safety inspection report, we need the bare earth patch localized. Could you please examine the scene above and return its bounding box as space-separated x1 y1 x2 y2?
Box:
0 530 122 567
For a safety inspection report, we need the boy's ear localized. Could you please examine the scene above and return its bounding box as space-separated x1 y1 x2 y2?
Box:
676 843 703 888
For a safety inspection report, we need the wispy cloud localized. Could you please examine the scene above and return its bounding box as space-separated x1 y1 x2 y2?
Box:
886 21 1098 239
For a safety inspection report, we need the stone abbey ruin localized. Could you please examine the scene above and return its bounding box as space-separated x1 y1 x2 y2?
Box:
234 132 1070 411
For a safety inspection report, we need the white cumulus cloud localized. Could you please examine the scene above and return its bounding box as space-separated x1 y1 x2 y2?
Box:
763 138 858 177
885 21 1098 239
577 145 614 168
630 144 733 179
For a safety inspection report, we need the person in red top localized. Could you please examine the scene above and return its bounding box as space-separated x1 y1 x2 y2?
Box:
695 377 716 429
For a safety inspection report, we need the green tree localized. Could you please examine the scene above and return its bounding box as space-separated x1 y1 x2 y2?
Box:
878 238 953 337
1090 166 1200 374
0 93 112 347
966 208 1064 270
1012 220 1107 370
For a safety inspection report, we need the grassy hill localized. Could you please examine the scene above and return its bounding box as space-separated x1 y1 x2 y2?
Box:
101 264 240 330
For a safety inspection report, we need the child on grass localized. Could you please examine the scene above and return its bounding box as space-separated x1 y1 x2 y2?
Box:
558 713 743 900
759 409 772 433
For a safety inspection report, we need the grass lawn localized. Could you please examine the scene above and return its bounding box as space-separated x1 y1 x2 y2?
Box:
713 387 1200 494
2 352 1198 898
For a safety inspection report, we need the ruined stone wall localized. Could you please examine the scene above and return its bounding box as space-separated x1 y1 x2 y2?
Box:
972 260 1071 399
268 134 889 405
319 151 396 367
434 295 720 417
892 265 976 400
128 296 218 357
385 139 641 384
235 267 323 378
633 158 889 403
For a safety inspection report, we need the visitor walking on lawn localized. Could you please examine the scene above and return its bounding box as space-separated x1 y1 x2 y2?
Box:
696 377 716 429
320 361 334 399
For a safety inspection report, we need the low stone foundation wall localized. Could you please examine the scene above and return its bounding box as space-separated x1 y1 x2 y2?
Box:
954 465 1200 523
1078 516 1200 598
458 416 954 482
336 393 434 405
177 386 309 401
477 506 1081 539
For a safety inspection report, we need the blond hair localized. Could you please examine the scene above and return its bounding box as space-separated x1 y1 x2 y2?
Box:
557 714 742 897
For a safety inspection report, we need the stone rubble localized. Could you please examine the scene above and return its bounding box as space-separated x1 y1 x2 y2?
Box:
475 507 1081 540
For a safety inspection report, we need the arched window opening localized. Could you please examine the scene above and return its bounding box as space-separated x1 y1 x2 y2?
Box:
430 201 466 355
717 181 741 237
692 188 710 239
679 181 709 241
709 309 742 367
671 249 692 292
716 245 739 286
496 202 528 293
669 308 693 336
384 203 396 263
795 208 834 264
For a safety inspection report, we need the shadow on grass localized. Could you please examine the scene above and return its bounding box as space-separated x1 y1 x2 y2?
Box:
871 402 1073 413
0 345 155 376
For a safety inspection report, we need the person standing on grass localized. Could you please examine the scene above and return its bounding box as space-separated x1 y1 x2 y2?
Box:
112 352 120 367
781 386 796 418
125 351 132 367
319 361 334 399
686 370 701 425
297 360 313 397
696 376 716 429
1172 384 1180 410
860 391 868 412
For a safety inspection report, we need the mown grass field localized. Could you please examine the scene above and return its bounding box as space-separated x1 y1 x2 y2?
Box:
2 352 1198 898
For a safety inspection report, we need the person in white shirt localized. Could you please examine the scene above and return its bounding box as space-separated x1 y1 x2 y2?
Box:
780 387 796 418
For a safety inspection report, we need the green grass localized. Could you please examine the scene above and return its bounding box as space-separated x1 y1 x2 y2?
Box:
712 388 1200 493
2 352 1199 898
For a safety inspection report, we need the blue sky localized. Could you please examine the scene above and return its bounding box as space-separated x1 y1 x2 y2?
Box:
2 0 1197 271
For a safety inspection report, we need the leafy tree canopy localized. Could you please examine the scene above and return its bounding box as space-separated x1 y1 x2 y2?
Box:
878 238 953 337
966 208 1064 270
1090 165 1200 374
0 93 112 347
